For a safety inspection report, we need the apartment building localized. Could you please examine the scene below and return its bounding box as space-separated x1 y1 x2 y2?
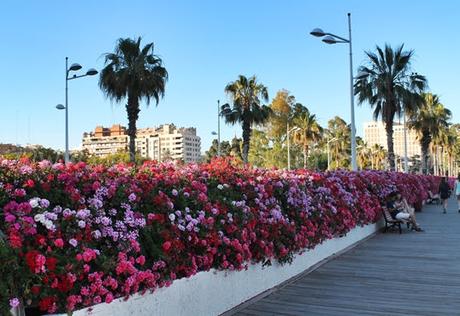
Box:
363 121 421 158
82 124 201 162
82 125 129 156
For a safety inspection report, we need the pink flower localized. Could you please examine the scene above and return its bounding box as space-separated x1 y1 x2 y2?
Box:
54 238 64 248
105 293 114 304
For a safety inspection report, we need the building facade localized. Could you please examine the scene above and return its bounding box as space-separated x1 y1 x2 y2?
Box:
82 125 129 157
363 121 421 158
82 124 201 162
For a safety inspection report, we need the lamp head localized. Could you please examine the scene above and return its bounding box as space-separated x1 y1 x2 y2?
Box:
56 104 65 110
322 35 338 44
310 28 326 37
69 63 82 71
86 68 98 76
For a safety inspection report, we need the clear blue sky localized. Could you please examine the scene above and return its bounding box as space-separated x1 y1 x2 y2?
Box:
0 1 459 152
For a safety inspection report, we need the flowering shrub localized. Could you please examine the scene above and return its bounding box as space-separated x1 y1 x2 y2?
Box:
0 158 440 314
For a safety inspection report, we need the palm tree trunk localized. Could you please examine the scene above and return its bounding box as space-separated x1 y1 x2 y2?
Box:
126 95 140 163
385 121 395 171
241 119 251 164
420 132 430 175
303 144 308 169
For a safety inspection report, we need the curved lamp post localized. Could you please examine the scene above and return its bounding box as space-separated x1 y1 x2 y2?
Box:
310 13 364 171
56 57 98 164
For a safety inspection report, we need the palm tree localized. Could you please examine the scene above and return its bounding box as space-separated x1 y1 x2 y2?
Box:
221 75 271 163
354 44 427 171
292 105 323 168
326 116 351 169
371 144 387 170
99 37 168 163
407 93 451 174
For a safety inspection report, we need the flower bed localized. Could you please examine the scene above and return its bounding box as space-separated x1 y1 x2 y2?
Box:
0 158 440 315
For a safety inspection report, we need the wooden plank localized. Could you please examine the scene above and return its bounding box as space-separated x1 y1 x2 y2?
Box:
231 197 460 316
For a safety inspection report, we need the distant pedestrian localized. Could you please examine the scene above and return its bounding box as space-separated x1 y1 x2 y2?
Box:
438 177 451 214
455 173 460 213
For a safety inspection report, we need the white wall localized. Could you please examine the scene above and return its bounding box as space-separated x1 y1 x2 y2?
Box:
48 222 380 316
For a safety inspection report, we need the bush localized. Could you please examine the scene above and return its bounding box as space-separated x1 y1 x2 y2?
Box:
0 157 438 314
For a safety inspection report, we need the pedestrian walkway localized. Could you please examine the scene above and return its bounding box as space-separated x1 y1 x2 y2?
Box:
232 197 460 316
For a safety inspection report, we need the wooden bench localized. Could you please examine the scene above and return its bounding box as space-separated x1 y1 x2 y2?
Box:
427 191 441 204
382 208 409 234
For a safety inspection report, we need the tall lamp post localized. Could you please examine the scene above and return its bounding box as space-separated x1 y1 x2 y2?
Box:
403 110 409 173
211 100 222 157
287 122 300 170
310 13 366 172
56 57 98 164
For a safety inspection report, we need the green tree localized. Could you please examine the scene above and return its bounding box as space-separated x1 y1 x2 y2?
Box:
292 105 323 168
99 37 168 163
248 129 270 168
268 90 295 139
407 93 451 174
354 44 427 171
229 137 243 161
205 139 231 162
221 75 271 163
326 116 351 169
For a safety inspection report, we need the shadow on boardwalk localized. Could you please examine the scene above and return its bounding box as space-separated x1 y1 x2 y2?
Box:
233 197 460 316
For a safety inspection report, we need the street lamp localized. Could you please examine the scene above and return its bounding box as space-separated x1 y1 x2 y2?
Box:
57 57 98 164
326 137 338 170
310 13 358 171
287 123 300 170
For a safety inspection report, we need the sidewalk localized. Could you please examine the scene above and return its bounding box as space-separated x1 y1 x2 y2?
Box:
232 197 460 316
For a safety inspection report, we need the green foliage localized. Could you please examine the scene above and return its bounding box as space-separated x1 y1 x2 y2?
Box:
86 150 147 166
407 93 452 174
0 144 63 163
354 44 427 171
221 75 271 163
326 116 351 170
99 37 168 163
205 137 243 163
0 239 20 315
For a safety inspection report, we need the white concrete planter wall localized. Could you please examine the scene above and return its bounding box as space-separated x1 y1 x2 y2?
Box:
44 221 381 316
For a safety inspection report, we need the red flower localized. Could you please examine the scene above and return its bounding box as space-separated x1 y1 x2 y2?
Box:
25 250 46 273
38 296 56 312
46 257 58 272
31 285 41 295
162 241 172 252
54 238 64 248
24 179 35 188
8 231 22 249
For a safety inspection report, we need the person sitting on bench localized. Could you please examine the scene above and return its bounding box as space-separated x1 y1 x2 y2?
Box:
386 192 423 232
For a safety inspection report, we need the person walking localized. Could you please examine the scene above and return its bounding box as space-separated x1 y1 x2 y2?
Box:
438 177 451 214
455 173 460 213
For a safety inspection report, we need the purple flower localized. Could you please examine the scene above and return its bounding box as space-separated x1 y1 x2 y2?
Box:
78 220 86 228
69 238 78 247
128 193 137 202
171 189 178 196
9 298 20 308
101 217 111 226
39 199 50 208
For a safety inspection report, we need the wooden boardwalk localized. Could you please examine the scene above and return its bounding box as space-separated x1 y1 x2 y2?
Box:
232 198 460 316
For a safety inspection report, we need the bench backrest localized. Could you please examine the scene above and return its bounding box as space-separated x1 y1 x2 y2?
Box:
382 208 395 222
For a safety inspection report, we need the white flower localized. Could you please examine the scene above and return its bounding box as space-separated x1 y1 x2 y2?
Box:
169 214 176 221
45 220 55 231
217 184 224 190
29 198 40 208
34 214 44 222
